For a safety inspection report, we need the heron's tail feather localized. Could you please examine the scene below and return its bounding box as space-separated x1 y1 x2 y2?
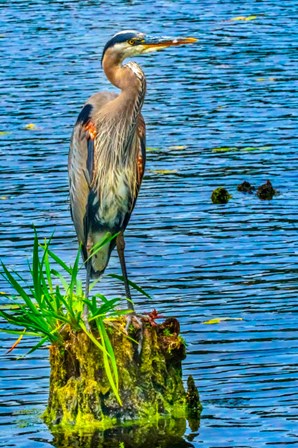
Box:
84 231 113 279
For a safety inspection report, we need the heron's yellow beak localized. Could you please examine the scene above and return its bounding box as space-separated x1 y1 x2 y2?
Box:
141 36 197 52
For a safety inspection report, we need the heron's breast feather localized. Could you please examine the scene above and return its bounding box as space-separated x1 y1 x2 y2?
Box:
98 173 132 228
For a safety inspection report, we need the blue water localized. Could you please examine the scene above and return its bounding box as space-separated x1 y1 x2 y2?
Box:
0 0 298 447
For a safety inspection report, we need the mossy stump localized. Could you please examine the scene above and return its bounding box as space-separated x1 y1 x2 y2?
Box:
43 316 201 431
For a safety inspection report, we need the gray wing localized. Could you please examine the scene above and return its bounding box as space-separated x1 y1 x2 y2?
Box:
68 91 117 256
121 113 146 231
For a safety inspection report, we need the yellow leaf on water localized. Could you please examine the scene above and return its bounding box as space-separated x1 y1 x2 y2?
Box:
203 317 243 325
151 169 178 175
24 123 38 130
256 77 276 82
0 131 10 136
168 145 187 150
231 16 247 21
0 196 8 200
243 146 271 151
231 15 257 21
212 146 271 153
147 147 160 152
212 147 237 153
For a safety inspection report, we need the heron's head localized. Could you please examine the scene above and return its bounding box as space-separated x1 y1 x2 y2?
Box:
101 30 197 65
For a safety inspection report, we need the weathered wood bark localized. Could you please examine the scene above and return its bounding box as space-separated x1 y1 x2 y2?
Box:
43 316 201 431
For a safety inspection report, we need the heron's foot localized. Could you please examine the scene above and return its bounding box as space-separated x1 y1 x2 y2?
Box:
82 308 91 332
125 312 144 355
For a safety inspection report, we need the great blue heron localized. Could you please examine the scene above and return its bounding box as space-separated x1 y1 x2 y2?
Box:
68 30 196 320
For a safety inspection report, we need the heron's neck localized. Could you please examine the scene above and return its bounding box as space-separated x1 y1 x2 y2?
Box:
102 56 146 120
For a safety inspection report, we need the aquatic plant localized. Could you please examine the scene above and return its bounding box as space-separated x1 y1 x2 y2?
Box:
0 230 143 404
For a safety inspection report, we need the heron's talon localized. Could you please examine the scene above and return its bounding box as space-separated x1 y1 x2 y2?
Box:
125 313 144 354
83 319 91 332
125 313 133 332
82 306 91 332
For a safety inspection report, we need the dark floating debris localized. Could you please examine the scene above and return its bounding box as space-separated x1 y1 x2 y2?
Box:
237 181 255 194
211 187 232 204
256 180 276 200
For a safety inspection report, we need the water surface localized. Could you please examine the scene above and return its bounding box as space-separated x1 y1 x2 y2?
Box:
0 0 297 447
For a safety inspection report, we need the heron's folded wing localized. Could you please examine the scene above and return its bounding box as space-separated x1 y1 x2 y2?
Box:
121 114 146 231
68 116 94 249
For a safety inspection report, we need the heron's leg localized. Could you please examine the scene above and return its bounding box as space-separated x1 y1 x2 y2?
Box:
116 232 134 311
116 233 143 354
83 261 91 330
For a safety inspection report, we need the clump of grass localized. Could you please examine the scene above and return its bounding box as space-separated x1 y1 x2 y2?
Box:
0 230 141 405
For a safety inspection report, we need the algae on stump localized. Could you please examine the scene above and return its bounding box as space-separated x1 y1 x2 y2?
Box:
51 417 194 448
43 316 201 430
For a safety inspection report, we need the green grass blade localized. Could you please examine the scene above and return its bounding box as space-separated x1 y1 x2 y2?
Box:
92 293 109 303
89 277 101 293
76 279 83 297
51 269 69 292
58 292 77 321
69 249 81 300
46 249 72 275
87 298 121 320
19 324 63 359
0 298 53 338
26 335 50 355
96 319 121 405
41 310 70 324
0 313 51 338
16 334 51 359
79 322 105 352
39 235 54 294
44 248 53 293
38 279 55 313
97 318 119 387
108 274 152 300
0 328 43 337
1 263 37 313
1 263 30 301
108 309 133 319
87 232 119 260
32 231 41 301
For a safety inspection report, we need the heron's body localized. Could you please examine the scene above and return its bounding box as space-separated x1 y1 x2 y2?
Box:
68 30 196 313
69 61 146 277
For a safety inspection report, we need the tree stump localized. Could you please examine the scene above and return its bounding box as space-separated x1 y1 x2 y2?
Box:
43 316 201 431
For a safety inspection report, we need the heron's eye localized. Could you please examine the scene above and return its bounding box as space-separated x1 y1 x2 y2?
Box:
128 39 135 46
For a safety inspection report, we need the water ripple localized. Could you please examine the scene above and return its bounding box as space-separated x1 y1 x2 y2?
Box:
1 1 298 447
